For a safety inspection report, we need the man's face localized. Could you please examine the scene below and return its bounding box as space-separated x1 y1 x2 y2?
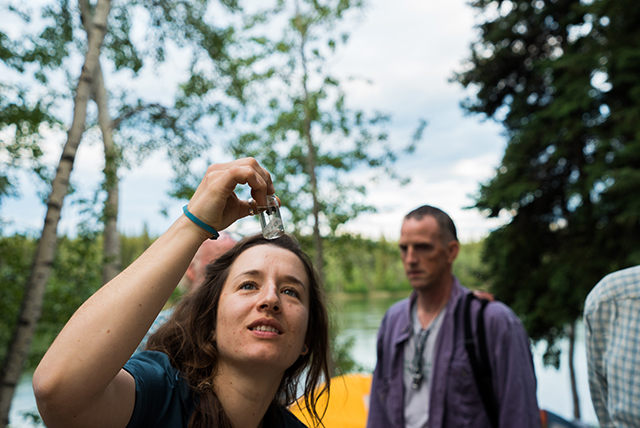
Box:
398 216 459 292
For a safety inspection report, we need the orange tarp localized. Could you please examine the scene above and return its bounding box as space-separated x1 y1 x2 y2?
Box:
290 374 372 428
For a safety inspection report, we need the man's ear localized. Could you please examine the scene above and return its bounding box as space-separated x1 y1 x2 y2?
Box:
447 240 460 264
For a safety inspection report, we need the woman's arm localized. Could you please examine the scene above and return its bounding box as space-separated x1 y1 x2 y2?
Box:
33 158 273 428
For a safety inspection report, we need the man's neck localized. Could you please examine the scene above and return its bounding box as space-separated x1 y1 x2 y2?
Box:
415 275 454 329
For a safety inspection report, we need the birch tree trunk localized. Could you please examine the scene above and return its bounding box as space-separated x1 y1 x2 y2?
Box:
93 61 120 284
81 0 120 285
0 1 112 425
95 62 120 284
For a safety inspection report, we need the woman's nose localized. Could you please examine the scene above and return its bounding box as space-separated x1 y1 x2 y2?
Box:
258 284 281 312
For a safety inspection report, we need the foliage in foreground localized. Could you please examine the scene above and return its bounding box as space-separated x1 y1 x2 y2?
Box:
0 231 154 371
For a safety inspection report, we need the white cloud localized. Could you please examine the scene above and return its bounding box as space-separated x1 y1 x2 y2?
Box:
451 152 501 179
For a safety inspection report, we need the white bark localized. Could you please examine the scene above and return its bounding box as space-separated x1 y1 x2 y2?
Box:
0 2 112 425
94 61 120 284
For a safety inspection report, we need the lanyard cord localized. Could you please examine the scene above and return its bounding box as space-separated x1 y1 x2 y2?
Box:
409 306 446 390
410 326 432 390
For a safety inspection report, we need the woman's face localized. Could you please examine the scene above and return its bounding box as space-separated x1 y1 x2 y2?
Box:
216 244 310 373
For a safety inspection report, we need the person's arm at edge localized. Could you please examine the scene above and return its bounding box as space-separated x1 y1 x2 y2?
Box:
584 306 612 427
33 159 273 428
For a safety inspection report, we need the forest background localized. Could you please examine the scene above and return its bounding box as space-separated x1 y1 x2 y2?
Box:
2 0 640 426
0 231 486 372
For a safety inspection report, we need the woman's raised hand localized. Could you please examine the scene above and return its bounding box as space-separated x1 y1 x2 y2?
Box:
185 158 275 235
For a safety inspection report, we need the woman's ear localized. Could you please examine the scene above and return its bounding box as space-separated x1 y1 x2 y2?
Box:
301 345 309 356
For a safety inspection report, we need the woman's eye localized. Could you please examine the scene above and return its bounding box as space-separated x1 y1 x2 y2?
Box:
282 288 299 298
239 282 257 290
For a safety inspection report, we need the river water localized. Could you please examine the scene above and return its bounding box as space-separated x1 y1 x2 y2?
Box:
10 293 598 427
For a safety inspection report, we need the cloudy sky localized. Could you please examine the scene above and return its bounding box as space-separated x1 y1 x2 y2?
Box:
3 0 511 242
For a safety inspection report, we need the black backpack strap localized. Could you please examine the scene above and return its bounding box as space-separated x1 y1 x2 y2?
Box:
464 292 499 428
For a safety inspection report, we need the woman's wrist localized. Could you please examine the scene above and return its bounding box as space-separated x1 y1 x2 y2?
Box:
174 212 214 243
182 205 220 240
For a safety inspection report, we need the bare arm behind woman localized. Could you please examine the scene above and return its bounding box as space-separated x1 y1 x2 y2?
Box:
33 159 274 428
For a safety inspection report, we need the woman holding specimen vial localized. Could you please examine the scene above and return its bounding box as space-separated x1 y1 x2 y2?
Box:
33 158 330 428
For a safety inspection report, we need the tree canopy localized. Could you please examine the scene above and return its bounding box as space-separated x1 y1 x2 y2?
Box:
455 0 640 362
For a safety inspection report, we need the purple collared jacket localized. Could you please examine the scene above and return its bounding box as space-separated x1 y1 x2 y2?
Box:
366 279 541 428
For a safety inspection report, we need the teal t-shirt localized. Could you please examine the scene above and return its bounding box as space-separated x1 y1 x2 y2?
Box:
124 351 195 428
123 351 307 428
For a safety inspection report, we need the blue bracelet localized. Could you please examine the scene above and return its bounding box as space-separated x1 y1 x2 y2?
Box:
182 205 219 240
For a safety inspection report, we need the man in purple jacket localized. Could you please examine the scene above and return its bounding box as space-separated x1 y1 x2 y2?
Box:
366 205 540 428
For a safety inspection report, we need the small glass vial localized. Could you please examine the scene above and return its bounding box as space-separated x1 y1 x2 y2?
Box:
258 194 285 239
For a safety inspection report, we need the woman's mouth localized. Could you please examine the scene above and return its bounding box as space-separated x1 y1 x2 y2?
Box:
250 325 281 334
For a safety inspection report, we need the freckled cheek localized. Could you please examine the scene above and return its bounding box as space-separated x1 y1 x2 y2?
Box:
217 313 244 341
291 310 309 343
216 329 242 356
222 320 244 337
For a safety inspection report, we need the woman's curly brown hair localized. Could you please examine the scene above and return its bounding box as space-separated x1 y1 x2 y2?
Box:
147 233 330 427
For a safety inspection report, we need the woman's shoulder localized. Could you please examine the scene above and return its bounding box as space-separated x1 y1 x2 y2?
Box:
127 350 173 366
125 351 180 381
